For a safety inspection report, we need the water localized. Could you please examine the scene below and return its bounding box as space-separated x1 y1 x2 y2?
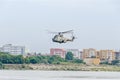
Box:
0 70 120 80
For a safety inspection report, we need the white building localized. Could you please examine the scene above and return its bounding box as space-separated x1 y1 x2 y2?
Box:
66 49 81 59
0 44 25 55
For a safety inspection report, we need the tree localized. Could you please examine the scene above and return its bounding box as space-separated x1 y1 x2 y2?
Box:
13 55 24 64
48 55 64 64
0 53 14 64
111 60 120 65
73 59 83 63
24 58 30 64
65 52 73 60
29 56 40 64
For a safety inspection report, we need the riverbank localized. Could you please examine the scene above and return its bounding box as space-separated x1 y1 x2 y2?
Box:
2 64 120 71
0 71 120 80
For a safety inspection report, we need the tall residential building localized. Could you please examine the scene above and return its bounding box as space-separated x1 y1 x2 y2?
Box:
0 44 25 55
99 50 115 62
66 49 81 59
50 48 66 58
82 48 97 59
115 52 120 60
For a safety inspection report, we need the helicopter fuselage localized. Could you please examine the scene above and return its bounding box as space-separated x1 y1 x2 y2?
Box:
52 35 74 43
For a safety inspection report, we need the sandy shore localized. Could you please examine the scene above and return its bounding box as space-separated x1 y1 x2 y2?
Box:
2 64 120 71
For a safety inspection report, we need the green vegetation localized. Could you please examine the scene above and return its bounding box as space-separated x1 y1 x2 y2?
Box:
0 52 120 71
0 62 3 69
100 60 120 65
111 60 120 65
65 52 73 60
72 59 84 63
0 52 24 64
0 52 83 65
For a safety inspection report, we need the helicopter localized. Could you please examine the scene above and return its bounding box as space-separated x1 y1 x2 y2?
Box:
49 30 75 43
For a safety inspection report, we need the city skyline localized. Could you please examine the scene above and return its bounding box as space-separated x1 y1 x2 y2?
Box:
0 0 120 53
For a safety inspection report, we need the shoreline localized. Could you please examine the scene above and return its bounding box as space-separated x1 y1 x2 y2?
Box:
2 64 120 71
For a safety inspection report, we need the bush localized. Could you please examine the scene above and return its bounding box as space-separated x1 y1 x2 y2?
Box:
100 61 108 64
0 62 3 69
73 59 83 63
29 57 40 64
56 62 60 64
111 60 120 65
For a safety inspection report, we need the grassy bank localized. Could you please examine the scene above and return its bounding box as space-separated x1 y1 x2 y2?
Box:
2 63 120 71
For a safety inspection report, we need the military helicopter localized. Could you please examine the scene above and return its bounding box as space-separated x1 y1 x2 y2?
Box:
49 30 75 43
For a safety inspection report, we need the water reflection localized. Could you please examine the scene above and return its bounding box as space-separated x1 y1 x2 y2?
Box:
0 71 120 80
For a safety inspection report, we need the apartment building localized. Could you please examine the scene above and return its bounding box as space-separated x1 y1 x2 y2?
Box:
82 48 97 59
115 52 120 60
99 50 115 62
0 44 25 55
50 48 66 58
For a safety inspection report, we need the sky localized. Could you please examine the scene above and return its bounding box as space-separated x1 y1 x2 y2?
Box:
0 0 120 53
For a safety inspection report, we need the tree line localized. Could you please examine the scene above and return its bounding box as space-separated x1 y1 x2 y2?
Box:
0 52 119 66
0 52 84 64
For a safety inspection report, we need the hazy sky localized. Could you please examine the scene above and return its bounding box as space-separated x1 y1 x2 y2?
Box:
0 0 120 53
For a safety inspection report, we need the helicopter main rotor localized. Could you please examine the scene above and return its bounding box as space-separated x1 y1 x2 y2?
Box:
48 30 73 35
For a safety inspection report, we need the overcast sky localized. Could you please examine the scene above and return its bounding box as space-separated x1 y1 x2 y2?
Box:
0 0 120 53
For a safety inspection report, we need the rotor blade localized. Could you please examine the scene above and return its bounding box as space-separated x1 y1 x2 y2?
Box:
46 30 73 34
61 30 73 34
46 30 58 34
48 32 58 34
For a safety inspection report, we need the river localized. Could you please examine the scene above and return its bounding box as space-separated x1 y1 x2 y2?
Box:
0 70 120 80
